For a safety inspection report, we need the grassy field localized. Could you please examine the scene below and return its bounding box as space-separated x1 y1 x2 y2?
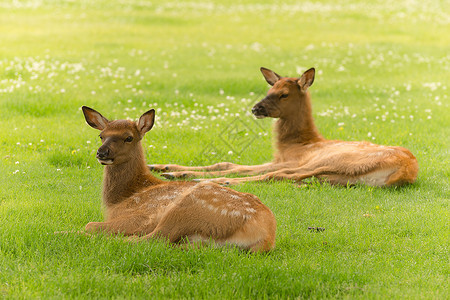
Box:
0 0 449 298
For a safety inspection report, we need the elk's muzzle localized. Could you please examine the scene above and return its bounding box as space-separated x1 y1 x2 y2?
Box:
96 146 113 165
252 103 268 119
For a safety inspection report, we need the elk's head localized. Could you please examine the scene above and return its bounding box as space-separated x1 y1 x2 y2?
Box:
252 67 315 119
82 106 155 166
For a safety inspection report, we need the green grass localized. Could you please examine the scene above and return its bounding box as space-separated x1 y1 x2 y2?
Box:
0 0 449 298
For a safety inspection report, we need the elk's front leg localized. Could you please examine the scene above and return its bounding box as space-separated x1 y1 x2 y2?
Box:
191 166 324 185
148 162 239 173
161 162 288 179
85 214 149 236
85 222 109 233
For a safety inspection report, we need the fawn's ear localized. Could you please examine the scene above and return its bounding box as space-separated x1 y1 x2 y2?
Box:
137 109 155 136
82 106 109 130
260 67 282 86
297 68 315 91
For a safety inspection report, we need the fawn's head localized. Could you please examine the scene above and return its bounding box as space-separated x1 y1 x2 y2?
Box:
252 67 315 119
82 106 155 166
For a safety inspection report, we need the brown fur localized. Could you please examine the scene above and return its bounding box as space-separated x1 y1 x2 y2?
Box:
81 106 276 252
151 67 418 187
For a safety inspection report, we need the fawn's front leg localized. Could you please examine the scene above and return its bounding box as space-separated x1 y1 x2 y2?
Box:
161 162 290 179
85 214 150 236
191 166 327 185
148 162 240 173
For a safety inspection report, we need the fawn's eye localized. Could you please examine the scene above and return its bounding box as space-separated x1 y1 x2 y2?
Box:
280 94 288 99
125 136 133 143
99 135 103 140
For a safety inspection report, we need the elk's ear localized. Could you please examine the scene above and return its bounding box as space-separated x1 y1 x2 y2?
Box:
138 109 155 135
297 68 315 90
260 67 282 86
82 106 109 130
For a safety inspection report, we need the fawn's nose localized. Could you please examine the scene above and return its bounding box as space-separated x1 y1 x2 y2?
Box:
252 104 267 116
97 148 110 159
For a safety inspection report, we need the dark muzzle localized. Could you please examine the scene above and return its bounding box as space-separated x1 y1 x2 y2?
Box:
96 148 110 160
252 104 268 117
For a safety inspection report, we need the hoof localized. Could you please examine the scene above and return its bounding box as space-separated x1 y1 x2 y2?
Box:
162 173 175 179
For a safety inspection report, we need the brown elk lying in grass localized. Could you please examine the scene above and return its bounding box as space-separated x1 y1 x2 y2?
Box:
81 106 276 252
151 68 418 187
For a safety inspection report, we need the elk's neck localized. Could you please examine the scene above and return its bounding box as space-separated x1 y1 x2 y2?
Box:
102 147 162 207
275 93 324 150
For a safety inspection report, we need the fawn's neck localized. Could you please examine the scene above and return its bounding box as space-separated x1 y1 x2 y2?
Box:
102 146 162 206
275 92 324 150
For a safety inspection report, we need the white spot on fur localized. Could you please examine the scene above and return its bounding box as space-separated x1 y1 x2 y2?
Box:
230 194 241 200
212 198 219 202
243 214 252 220
230 210 241 217
220 209 228 215
243 202 251 206
158 194 177 201
245 207 257 213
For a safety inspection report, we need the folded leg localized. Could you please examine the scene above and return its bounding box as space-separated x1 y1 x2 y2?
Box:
149 162 240 172
84 214 149 236
161 162 292 179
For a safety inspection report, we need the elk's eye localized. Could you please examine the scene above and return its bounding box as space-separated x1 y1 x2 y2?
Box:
125 136 133 143
280 94 288 99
